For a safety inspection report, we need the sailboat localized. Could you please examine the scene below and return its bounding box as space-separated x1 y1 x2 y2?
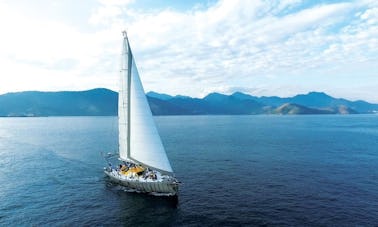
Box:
104 31 179 196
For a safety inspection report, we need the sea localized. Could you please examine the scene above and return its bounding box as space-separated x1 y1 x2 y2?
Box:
0 115 377 226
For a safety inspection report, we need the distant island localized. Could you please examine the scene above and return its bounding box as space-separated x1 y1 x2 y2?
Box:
0 88 377 117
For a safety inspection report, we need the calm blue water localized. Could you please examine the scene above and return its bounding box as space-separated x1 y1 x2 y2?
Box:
0 115 377 226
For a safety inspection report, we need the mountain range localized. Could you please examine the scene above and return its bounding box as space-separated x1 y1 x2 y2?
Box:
0 88 377 117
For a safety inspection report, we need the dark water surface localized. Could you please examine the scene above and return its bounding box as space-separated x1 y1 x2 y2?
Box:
0 115 377 226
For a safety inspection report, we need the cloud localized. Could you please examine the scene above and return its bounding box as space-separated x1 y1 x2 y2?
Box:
0 1 123 93
0 0 377 102
115 0 377 100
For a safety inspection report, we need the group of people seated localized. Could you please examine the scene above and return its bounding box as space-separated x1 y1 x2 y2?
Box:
144 170 158 180
115 161 158 180
118 163 130 172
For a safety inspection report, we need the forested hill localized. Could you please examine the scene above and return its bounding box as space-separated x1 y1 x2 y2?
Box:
0 88 377 116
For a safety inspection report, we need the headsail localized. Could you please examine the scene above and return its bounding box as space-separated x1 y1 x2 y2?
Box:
118 32 173 174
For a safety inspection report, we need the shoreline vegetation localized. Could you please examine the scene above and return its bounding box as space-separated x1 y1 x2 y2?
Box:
0 88 377 117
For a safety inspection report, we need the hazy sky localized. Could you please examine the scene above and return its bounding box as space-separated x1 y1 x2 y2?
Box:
0 0 377 102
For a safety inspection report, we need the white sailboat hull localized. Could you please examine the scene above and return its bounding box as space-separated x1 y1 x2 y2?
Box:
104 169 179 196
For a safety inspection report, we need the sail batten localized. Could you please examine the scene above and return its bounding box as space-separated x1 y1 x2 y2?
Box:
118 33 173 173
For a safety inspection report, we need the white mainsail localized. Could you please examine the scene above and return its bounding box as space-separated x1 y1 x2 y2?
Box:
118 32 173 174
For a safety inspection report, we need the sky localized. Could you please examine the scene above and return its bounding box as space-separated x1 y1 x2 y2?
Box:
0 0 377 102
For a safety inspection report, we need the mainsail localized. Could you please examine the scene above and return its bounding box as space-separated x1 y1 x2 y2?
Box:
118 32 173 174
